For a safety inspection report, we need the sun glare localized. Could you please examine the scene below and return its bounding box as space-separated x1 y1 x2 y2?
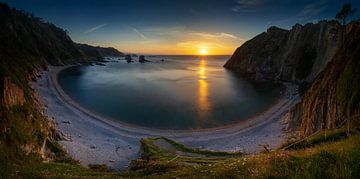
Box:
199 48 208 55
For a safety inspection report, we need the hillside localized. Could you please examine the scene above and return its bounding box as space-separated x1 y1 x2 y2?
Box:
0 3 122 177
77 43 124 60
0 2 123 83
224 21 341 83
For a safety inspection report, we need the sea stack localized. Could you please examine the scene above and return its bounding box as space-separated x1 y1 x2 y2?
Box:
125 55 133 63
139 55 149 63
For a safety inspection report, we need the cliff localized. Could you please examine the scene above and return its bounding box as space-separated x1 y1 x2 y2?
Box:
224 20 341 83
0 2 123 83
1 77 25 107
0 3 122 174
287 21 360 136
225 20 360 137
77 43 124 59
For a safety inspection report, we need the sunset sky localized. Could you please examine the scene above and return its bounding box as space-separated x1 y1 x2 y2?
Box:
5 0 360 55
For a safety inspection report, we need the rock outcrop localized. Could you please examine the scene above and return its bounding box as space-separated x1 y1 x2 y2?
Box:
288 21 360 136
1 77 25 107
225 20 360 137
224 20 342 83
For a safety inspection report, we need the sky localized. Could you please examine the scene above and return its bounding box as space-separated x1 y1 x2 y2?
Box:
4 0 360 55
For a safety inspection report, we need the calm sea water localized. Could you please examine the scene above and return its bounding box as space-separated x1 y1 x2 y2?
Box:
58 55 281 130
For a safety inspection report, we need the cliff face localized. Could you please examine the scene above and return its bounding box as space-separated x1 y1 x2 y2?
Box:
288 21 360 136
226 20 360 137
224 27 288 81
224 21 341 83
0 2 123 170
1 77 25 107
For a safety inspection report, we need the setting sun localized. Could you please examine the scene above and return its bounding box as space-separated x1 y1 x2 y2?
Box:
199 48 208 55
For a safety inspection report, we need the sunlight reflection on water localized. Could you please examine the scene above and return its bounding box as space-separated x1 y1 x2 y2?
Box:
58 56 281 130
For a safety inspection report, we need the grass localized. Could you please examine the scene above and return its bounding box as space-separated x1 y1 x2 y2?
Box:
159 137 242 157
1 130 359 178
136 135 360 178
264 136 360 178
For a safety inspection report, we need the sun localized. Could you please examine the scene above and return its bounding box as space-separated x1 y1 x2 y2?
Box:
199 48 208 56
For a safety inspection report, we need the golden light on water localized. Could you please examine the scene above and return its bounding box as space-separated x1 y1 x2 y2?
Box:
198 57 210 119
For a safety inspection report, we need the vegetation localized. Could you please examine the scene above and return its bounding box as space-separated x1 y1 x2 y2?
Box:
336 58 360 116
0 2 122 177
336 3 357 43
4 130 359 178
336 3 357 26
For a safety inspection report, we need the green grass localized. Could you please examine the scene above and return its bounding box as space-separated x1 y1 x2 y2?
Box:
265 135 360 178
159 137 242 157
2 130 359 178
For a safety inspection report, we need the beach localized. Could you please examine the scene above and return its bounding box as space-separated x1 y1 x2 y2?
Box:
34 65 300 170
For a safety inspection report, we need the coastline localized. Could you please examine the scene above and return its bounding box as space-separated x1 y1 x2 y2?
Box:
34 65 300 170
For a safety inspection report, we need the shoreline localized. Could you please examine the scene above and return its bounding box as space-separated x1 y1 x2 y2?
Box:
35 65 300 170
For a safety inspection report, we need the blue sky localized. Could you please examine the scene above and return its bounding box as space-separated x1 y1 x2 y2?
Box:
4 0 360 54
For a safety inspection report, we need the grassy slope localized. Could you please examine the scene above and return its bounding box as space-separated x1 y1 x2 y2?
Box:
12 127 360 178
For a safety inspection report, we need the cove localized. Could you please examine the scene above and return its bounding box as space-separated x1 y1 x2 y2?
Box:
57 56 282 130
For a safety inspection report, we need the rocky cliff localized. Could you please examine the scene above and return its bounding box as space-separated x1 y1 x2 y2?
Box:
225 20 360 137
224 20 341 83
288 21 360 136
0 2 123 172
1 77 25 107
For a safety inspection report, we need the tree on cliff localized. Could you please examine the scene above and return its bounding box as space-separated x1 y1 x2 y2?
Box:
336 3 357 43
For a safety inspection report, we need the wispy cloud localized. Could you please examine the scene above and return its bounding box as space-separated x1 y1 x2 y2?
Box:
190 32 241 40
232 0 267 13
299 1 328 19
84 24 107 34
176 41 224 49
130 27 148 40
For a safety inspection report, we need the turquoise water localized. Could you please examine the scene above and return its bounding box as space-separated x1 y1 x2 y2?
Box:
58 55 281 130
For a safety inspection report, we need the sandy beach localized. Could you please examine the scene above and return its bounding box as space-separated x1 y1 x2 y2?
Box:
34 65 300 170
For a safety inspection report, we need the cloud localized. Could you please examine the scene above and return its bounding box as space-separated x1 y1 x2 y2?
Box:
299 1 327 18
130 27 148 40
232 0 267 13
190 32 241 40
84 24 107 34
176 41 224 49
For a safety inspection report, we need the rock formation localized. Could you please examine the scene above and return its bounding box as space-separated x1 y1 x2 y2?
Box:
287 21 360 136
1 77 25 107
225 20 360 137
225 20 342 83
125 55 133 63
139 55 150 63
